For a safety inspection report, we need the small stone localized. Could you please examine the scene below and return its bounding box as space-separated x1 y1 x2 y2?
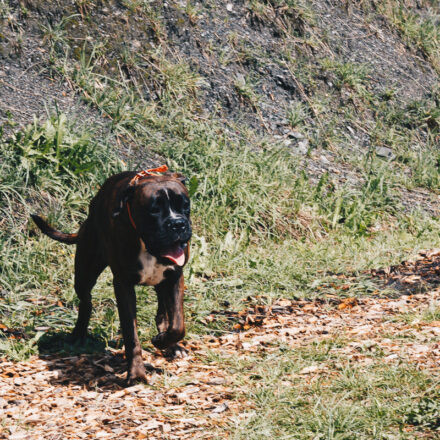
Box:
288 131 304 139
269 121 278 131
297 139 309 154
375 146 395 160
226 3 233 11
235 73 245 87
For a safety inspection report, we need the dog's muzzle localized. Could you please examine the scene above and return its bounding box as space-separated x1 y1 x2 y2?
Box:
155 217 191 266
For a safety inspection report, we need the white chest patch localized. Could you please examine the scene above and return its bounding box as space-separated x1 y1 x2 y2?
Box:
137 245 173 286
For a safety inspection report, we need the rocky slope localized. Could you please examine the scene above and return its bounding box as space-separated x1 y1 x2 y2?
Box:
1 0 439 210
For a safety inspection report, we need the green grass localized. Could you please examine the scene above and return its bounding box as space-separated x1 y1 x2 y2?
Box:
0 112 122 358
4 56 440 359
378 1 440 73
2 43 440 359
211 342 440 439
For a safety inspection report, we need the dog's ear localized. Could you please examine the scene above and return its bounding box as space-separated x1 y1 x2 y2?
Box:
171 172 188 185
112 185 136 217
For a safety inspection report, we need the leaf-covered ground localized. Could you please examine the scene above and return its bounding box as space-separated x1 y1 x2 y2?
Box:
2 249 440 439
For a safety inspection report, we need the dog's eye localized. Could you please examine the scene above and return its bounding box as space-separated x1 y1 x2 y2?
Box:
182 200 190 212
149 203 161 214
178 197 190 213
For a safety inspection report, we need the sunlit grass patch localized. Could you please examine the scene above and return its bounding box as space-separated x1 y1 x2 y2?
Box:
226 348 439 439
379 1 440 73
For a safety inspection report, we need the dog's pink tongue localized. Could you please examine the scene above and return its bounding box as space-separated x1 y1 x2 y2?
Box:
162 245 185 266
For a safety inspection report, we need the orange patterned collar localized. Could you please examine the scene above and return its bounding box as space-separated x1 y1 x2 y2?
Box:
128 165 168 186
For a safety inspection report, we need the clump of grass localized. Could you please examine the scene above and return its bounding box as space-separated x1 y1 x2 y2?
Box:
0 0 12 18
379 1 440 72
286 100 309 128
0 331 45 362
247 0 316 37
403 395 440 431
407 146 440 191
7 113 102 187
41 13 80 61
234 75 260 110
367 91 440 191
384 95 440 132
319 59 370 94
323 160 396 233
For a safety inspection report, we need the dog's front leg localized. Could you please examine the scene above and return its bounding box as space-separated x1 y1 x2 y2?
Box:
152 272 185 351
113 277 147 383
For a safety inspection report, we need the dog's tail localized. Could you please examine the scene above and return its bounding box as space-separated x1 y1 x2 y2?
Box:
31 214 78 244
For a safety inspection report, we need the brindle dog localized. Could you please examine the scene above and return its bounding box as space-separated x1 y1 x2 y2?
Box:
31 168 192 383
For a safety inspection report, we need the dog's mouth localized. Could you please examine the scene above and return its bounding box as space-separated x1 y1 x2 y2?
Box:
160 242 188 266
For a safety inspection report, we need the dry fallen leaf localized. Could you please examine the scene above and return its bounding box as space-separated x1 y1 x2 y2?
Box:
338 297 358 310
299 365 321 375
211 403 229 414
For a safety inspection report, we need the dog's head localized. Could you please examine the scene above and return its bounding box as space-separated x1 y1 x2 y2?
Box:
116 172 192 266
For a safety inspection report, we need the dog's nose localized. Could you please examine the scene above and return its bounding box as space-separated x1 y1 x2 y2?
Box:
166 218 187 232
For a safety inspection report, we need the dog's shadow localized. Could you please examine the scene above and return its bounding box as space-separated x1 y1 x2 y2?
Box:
38 332 163 390
38 331 107 356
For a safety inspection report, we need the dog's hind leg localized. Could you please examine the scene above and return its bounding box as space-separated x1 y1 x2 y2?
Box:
69 224 107 343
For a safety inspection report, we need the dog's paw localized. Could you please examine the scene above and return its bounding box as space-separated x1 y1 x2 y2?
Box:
126 359 148 385
164 344 189 360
